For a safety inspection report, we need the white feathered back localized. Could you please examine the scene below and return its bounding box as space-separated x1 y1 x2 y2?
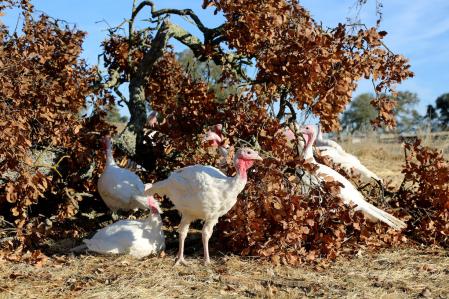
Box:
97 136 151 212
83 214 165 259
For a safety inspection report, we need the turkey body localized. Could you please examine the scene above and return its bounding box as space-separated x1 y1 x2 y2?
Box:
150 165 246 221
97 136 159 213
313 162 405 228
146 147 262 265
314 125 382 183
83 214 165 259
98 163 148 211
317 145 382 182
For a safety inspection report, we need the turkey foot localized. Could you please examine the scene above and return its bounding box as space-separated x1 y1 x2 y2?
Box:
174 256 188 266
203 258 211 266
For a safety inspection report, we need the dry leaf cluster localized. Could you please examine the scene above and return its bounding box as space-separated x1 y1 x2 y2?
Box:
395 140 449 247
0 2 113 257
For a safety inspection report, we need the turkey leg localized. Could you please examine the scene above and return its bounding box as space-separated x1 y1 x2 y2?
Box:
202 219 217 265
175 217 191 266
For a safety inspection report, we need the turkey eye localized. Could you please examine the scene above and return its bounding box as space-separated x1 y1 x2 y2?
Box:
247 151 250 154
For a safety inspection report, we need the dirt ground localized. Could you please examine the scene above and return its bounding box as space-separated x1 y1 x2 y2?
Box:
1 246 448 299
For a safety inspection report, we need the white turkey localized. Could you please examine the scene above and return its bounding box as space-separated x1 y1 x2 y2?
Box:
204 124 230 169
145 147 263 265
315 124 344 152
97 135 161 213
78 211 165 259
147 110 159 127
301 125 406 230
276 124 322 193
314 124 383 185
204 124 224 147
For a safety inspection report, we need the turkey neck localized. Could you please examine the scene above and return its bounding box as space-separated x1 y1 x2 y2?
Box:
303 132 316 162
234 158 254 181
104 142 116 166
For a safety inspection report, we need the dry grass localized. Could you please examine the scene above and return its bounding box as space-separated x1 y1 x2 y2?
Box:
339 132 449 186
1 247 448 299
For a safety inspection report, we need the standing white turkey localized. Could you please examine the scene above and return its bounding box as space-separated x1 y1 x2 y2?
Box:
97 135 161 213
145 147 263 265
301 125 406 230
81 211 165 259
314 124 383 185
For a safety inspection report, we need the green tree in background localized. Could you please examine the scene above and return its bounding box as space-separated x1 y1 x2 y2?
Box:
426 105 438 120
435 93 449 128
341 93 377 132
342 91 421 132
394 91 421 132
424 105 439 131
176 49 240 102
106 104 128 123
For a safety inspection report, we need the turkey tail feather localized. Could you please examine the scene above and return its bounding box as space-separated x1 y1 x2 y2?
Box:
359 165 382 183
359 202 406 230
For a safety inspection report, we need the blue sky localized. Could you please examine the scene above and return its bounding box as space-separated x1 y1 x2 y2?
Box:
2 0 448 116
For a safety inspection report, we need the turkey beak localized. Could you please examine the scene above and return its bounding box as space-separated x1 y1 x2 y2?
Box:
254 153 263 161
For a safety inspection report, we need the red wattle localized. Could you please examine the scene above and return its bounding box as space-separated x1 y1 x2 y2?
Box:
303 132 310 147
236 158 254 180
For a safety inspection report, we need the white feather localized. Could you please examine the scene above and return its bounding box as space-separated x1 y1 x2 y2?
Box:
147 164 246 220
83 214 165 259
317 146 382 182
315 125 382 183
315 163 405 229
97 137 152 212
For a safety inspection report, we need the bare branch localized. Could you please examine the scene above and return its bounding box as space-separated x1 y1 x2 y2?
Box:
276 90 288 120
31 155 69 178
153 8 207 31
95 68 124 91
134 20 232 79
285 100 297 123
130 1 224 42
131 1 155 22
134 20 174 79
170 23 205 56
113 87 129 107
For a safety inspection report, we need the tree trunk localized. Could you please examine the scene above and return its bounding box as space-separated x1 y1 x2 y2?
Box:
128 77 147 162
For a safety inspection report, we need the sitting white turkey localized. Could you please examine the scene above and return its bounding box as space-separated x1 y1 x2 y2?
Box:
97 135 161 213
82 212 165 259
145 147 263 265
70 198 164 259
